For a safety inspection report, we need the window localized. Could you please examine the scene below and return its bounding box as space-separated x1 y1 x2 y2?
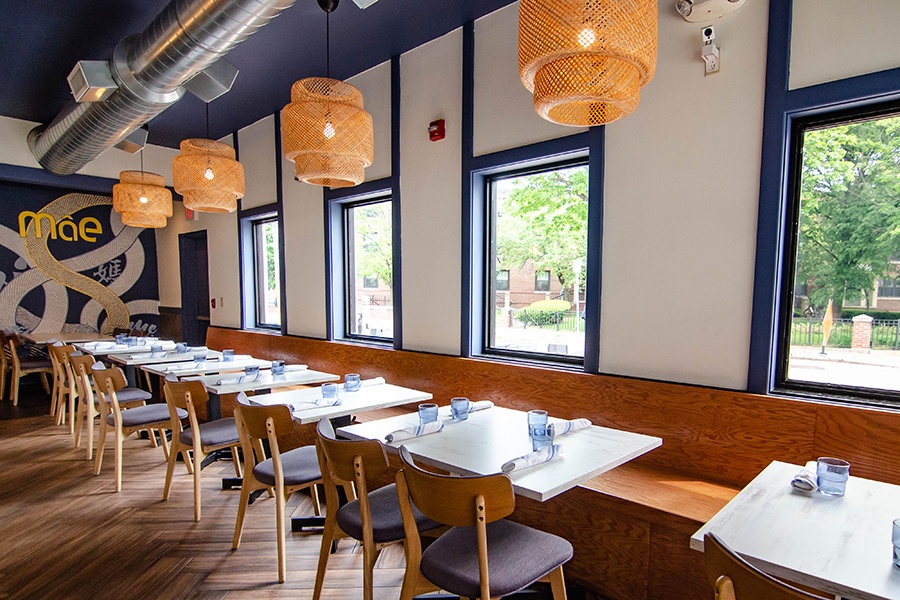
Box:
483 161 588 362
344 198 393 341
779 107 900 401
251 216 281 329
495 270 510 292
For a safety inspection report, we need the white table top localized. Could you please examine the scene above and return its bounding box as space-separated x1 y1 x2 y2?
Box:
338 405 662 502
74 339 177 356
108 350 223 366
691 460 900 600
141 356 271 378
249 381 431 425
187 366 339 395
23 332 112 345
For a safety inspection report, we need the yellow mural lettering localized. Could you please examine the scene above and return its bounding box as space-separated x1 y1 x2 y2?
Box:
18 211 57 240
57 216 77 241
80 217 102 242
18 211 103 242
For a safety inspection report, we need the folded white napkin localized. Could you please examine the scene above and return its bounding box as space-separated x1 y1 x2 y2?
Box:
548 418 592 438
187 346 209 353
361 376 386 387
501 444 564 474
385 421 443 443
791 467 818 492
216 372 261 386
88 342 127 351
52 341 64 347
164 362 203 372
469 400 493 413
91 362 107 371
131 351 167 359
283 364 308 372
233 354 252 361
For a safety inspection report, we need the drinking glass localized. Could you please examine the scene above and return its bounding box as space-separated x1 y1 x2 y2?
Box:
893 519 900 568
175 342 188 354
244 365 260 378
150 344 163 355
322 383 339 401
450 397 471 421
344 373 361 392
271 360 285 375
222 349 235 362
126 336 137 347
115 333 126 344
817 457 850 496
528 409 551 452
193 351 207 364
418 403 438 425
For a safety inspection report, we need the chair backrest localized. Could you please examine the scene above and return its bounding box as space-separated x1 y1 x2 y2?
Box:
69 354 96 400
397 445 515 527
163 379 205 434
47 344 76 379
6 334 22 368
0 330 9 368
315 418 390 483
233 403 293 473
703 533 827 600
91 366 128 416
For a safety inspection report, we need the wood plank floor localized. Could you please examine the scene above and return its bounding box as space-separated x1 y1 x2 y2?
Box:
0 409 408 599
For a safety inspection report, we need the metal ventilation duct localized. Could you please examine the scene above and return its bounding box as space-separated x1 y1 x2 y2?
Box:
28 0 297 175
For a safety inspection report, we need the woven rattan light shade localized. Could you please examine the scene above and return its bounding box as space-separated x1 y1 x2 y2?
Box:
519 0 658 126
112 170 173 229
172 138 244 213
282 77 373 188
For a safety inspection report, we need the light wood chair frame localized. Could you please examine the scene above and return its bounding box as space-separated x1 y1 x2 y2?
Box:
162 379 242 521
313 418 405 600
47 344 78 431
704 532 827 600
93 366 172 492
0 331 10 400
7 334 51 406
232 403 322 583
395 446 567 600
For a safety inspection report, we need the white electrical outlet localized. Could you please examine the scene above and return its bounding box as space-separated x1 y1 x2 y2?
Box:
701 41 720 75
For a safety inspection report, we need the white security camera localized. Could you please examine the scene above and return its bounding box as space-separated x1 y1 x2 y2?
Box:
702 26 716 43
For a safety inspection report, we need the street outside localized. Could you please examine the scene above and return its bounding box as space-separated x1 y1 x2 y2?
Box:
788 346 900 392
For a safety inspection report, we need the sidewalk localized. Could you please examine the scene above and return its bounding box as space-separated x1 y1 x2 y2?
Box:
789 346 900 392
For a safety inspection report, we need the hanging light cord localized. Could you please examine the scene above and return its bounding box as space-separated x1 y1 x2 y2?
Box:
206 102 211 138
326 11 331 78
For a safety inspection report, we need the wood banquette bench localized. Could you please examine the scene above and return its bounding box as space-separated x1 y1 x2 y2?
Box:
206 326 900 599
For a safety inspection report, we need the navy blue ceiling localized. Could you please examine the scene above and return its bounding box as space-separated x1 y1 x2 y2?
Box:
0 0 517 149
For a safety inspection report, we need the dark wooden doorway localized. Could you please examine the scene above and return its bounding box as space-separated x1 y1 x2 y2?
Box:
179 230 210 347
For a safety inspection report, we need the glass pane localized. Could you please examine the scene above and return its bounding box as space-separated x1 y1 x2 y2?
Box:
786 113 900 392
346 200 393 339
256 220 281 327
489 164 588 359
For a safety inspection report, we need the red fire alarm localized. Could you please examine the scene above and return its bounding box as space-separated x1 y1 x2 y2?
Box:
185 207 194 220
428 119 445 142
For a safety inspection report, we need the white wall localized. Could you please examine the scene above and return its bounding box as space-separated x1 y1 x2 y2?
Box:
400 30 464 355
347 61 393 182
237 115 278 209
791 0 900 90
473 3 585 156
600 0 768 389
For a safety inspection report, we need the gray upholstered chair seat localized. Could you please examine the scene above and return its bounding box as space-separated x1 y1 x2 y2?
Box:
116 387 152 403
252 445 321 487
107 404 185 427
420 519 573 598
179 417 240 448
19 358 52 369
337 482 441 544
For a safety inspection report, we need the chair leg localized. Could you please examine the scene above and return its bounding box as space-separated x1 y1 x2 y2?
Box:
114 430 124 492
163 442 179 501
158 428 170 461
67 386 77 435
312 517 337 600
232 445 243 477
11 370 20 406
232 482 252 550
0 365 6 400
74 398 84 448
547 566 567 600
40 372 50 393
193 447 203 522
94 419 108 474
276 487 287 583
362 543 381 600
311 484 322 516
182 451 194 475
85 403 96 460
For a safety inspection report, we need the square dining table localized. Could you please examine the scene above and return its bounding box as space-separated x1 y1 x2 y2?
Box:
188 366 339 396
108 350 223 389
23 332 112 345
338 405 662 502
691 460 900 600
73 339 178 356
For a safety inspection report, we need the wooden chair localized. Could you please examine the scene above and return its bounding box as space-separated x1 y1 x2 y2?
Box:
92 366 184 492
232 402 322 583
0 330 11 400
7 333 52 406
47 343 78 430
704 533 828 599
312 419 442 600
395 446 573 600
162 379 242 521
71 355 151 459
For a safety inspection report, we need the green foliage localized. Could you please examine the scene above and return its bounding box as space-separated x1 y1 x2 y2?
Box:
840 308 900 321
797 115 900 314
518 299 571 327
496 165 588 297
353 201 393 289
527 299 571 311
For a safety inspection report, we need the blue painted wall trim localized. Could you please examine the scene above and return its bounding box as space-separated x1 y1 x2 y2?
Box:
391 54 403 350
583 126 604 375
0 163 118 194
274 112 289 335
460 20 475 357
323 186 335 341
233 130 247 331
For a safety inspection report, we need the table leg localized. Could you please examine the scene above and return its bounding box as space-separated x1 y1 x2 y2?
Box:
207 391 221 421
123 365 137 388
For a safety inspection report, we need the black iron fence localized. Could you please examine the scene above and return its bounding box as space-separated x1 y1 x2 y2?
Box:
791 317 900 350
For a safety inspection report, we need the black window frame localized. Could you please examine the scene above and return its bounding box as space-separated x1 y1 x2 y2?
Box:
534 270 551 292
342 196 394 344
775 99 900 405
250 215 282 331
480 156 589 367
495 269 510 292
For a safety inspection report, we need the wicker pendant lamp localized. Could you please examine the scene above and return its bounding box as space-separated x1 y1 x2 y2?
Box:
172 105 245 213
281 0 373 188
112 147 173 228
518 0 658 127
